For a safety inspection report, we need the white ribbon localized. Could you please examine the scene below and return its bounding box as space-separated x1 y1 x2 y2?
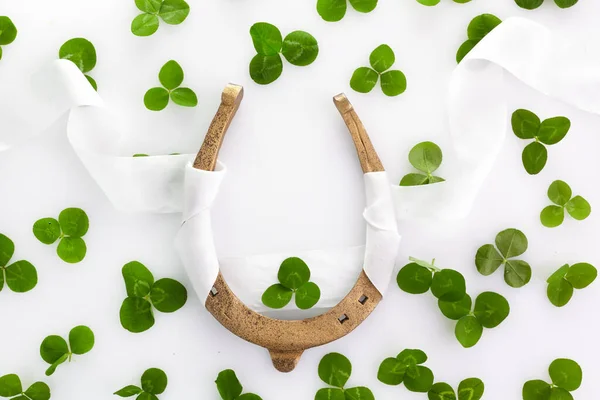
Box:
392 17 600 221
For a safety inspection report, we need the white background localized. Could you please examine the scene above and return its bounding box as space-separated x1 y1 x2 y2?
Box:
1 0 600 399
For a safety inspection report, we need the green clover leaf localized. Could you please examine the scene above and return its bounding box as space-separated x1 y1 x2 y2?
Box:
378 349 434 392
0 233 38 294
457 14 502 63
119 261 187 333
33 208 89 263
115 368 168 399
400 142 445 186
319 353 352 388
316 0 377 22
541 181 591 227
515 0 578 9
458 378 485 400
351 44 406 96
0 17 18 61
215 369 262 400
131 0 190 37
262 257 321 310
475 228 531 288
145 60 197 111
523 358 582 399
40 325 94 376
547 263 596 307
59 38 98 90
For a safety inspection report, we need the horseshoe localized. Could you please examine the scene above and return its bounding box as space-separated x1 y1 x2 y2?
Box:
194 84 387 372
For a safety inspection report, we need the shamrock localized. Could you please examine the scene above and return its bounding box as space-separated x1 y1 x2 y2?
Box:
546 263 597 307
399 142 445 186
427 378 485 400
59 38 98 90
262 257 321 310
0 233 37 293
0 374 50 400
350 44 407 97
316 0 377 22
397 257 466 302
33 208 89 264
475 228 532 288
119 261 188 333
378 349 435 393
523 359 583 400
114 368 168 399
144 60 198 111
439 292 510 348
40 325 95 376
0 17 18 61
515 0 578 10
131 0 190 37
316 353 374 400
512 109 571 175
541 180 591 228
215 369 262 400
457 14 502 63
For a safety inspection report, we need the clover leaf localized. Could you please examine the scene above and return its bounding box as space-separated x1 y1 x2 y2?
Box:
523 358 582 400
456 14 502 63
378 349 434 393
215 369 262 400
316 0 377 22
350 44 406 96
115 368 167 398
451 292 510 348
427 378 484 400
541 180 591 228
144 60 197 111
399 142 445 186
0 374 50 400
547 263 597 307
33 208 89 264
475 228 532 288
0 233 38 294
59 38 98 90
261 257 321 310
249 23 318 85
317 353 374 399
512 109 571 175
396 257 466 302
515 0 578 9
40 325 94 376
119 261 187 333
131 0 190 37
0 17 18 61
417 0 472 6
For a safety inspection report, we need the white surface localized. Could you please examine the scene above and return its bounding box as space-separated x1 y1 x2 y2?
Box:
1 0 600 399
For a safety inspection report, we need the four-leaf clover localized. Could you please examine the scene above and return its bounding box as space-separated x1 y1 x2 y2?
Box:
512 109 571 175
119 261 188 333
541 180 591 228
439 292 510 348
114 368 168 399
475 228 532 288
522 359 583 400
317 353 374 400
0 17 18 61
378 349 435 393
316 0 377 22
546 263 597 307
262 257 321 310
0 233 38 293
399 142 445 186
350 44 407 97
33 208 89 264
0 374 50 400
215 369 262 400
40 325 95 376
427 378 485 400
131 0 190 37
144 60 198 111
249 22 319 85
457 14 502 63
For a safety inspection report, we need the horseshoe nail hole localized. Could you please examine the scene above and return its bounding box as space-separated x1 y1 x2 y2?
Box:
338 314 349 324
358 295 368 305
210 287 219 297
